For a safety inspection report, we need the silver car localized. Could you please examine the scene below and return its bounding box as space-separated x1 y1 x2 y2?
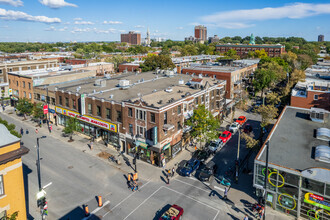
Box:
208 140 224 153
229 122 240 133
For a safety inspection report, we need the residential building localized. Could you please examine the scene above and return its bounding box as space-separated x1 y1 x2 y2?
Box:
118 62 141 73
209 35 220 44
184 36 195 42
54 72 226 166
318 35 325 42
65 59 88 65
194 25 207 42
254 106 330 220
181 59 259 99
0 124 29 219
121 31 141 45
216 44 285 57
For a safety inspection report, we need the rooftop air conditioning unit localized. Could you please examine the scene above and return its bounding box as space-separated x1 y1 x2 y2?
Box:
109 94 114 99
119 79 130 87
165 87 173 93
179 79 184 85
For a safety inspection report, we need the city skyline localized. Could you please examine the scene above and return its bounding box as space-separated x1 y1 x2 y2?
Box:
0 0 329 42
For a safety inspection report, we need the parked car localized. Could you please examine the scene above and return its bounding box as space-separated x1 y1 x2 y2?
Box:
197 161 217 182
215 174 231 187
180 158 200 177
159 204 184 220
236 116 246 125
208 140 224 154
219 131 232 143
243 124 253 134
192 149 211 162
229 122 240 133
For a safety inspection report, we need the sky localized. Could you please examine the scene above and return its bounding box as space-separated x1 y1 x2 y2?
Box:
0 0 329 42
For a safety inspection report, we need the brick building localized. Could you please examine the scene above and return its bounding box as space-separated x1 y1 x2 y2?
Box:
216 44 285 57
54 72 226 166
65 59 88 65
181 59 259 99
118 63 141 73
194 25 207 42
121 31 141 45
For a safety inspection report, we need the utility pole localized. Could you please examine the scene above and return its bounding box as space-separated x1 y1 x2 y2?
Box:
263 140 269 220
36 136 47 191
46 88 50 126
235 128 240 183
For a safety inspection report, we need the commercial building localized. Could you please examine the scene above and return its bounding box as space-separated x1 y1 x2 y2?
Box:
118 62 141 73
0 124 29 219
216 44 285 57
318 35 325 42
194 25 207 42
181 59 259 99
54 72 226 166
254 106 330 220
121 31 141 45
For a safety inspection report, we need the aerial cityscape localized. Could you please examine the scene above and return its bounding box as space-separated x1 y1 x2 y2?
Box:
0 0 329 220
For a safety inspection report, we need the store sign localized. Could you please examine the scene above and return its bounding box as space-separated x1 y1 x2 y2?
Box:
304 193 330 211
80 94 86 115
55 106 117 132
152 126 157 145
43 105 48 114
8 89 12 95
162 143 170 151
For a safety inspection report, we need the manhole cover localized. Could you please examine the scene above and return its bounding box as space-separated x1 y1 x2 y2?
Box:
68 166 73 169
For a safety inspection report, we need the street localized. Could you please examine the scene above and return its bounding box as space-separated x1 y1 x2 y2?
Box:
0 108 290 220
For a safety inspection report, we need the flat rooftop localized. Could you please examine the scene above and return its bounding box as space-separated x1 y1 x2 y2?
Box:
257 106 330 171
8 68 93 79
57 71 225 108
216 44 284 48
182 65 241 73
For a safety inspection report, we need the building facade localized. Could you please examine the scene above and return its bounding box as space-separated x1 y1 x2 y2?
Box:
121 31 141 45
54 72 226 166
0 124 29 219
216 44 285 57
194 25 207 42
318 35 325 42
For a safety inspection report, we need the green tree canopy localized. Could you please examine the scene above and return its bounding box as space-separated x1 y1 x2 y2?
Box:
16 98 33 118
140 55 175 72
63 116 81 141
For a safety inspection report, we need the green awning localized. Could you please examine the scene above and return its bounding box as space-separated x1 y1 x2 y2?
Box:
136 140 148 149
162 143 171 151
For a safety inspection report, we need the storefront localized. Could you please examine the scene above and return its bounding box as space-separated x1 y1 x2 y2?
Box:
55 106 119 147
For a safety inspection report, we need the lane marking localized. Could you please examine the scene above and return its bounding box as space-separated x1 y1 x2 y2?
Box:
123 186 164 220
175 177 225 192
213 210 220 220
91 200 110 214
102 179 151 218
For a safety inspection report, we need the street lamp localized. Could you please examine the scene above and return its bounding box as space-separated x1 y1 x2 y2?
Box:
235 128 241 183
36 136 47 191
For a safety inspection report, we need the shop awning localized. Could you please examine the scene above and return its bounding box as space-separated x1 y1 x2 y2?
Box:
136 140 148 149
49 109 55 113
162 143 170 151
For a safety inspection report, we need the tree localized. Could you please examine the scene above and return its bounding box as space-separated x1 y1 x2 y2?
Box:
140 55 175 72
266 92 281 105
185 105 220 149
16 98 33 119
63 116 81 141
254 105 278 128
7 211 18 220
253 69 277 101
290 69 305 84
254 49 268 59
32 103 45 119
241 132 259 150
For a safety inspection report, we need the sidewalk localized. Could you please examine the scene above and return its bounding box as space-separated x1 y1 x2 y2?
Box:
1 106 192 181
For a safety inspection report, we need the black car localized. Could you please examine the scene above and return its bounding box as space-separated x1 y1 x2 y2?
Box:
192 149 210 162
197 161 217 182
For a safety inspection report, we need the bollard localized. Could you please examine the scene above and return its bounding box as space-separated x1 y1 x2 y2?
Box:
84 204 90 217
98 196 103 207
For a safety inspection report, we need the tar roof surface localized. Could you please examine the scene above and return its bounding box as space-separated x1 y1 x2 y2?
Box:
258 106 330 171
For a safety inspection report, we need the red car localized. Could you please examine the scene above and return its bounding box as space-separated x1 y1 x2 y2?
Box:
236 116 247 125
159 204 184 220
219 131 232 143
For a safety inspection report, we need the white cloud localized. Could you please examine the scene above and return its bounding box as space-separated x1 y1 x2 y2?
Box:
0 0 23 7
103 20 122 24
45 26 56 31
58 26 67 31
71 27 113 34
74 20 94 25
118 30 126 33
176 27 184 30
0 8 61 23
39 0 77 9
201 3 330 29
73 17 82 21
134 25 144 28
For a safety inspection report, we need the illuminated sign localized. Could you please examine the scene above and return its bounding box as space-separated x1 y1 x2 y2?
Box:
304 193 330 211
55 106 117 133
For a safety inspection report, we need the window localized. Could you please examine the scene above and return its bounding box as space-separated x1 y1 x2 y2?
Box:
9 68 12 72
41 95 45 101
51 98 55 105
128 108 133 117
88 104 92 114
27 66 31 70
0 175 4 196
106 108 111 119
59 96 62 105
72 99 76 109
8 79 10 85
150 112 155 123
23 81 25 88
177 105 181 115
137 125 146 138
0 69 2 74
23 91 26 97
136 109 146 120
129 124 133 135
117 111 122 122
177 121 182 130
201 95 204 103
314 94 319 100
195 98 198 105
164 111 167 124
65 98 69 107
184 103 187 112
29 93 31 99
16 81 18 86
28 82 31 89
97 106 101 116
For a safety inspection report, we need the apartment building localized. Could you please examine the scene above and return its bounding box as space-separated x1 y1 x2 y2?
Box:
121 31 141 45
54 72 226 166
216 44 285 57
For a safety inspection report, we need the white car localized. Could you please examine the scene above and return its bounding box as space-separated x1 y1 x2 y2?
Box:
229 122 240 133
208 140 224 153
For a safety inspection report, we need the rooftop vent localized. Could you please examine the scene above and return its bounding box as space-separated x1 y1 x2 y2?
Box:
152 89 157 93
179 79 184 85
315 145 330 164
109 94 114 99
316 128 330 141
165 87 173 93
157 100 163 104
76 86 81 92
93 89 96 93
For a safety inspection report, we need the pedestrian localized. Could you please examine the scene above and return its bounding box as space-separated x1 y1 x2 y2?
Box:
172 167 175 177
167 169 171 178
243 215 248 220
133 172 138 181
223 187 228 200
90 140 93 150
20 128 24 136
26 129 29 135
35 128 39 134
49 124 53 133
127 174 132 188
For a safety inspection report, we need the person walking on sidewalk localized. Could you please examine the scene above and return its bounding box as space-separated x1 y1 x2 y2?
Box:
20 128 24 136
223 186 228 200
35 128 39 134
172 167 175 177
26 128 29 135
49 124 53 133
